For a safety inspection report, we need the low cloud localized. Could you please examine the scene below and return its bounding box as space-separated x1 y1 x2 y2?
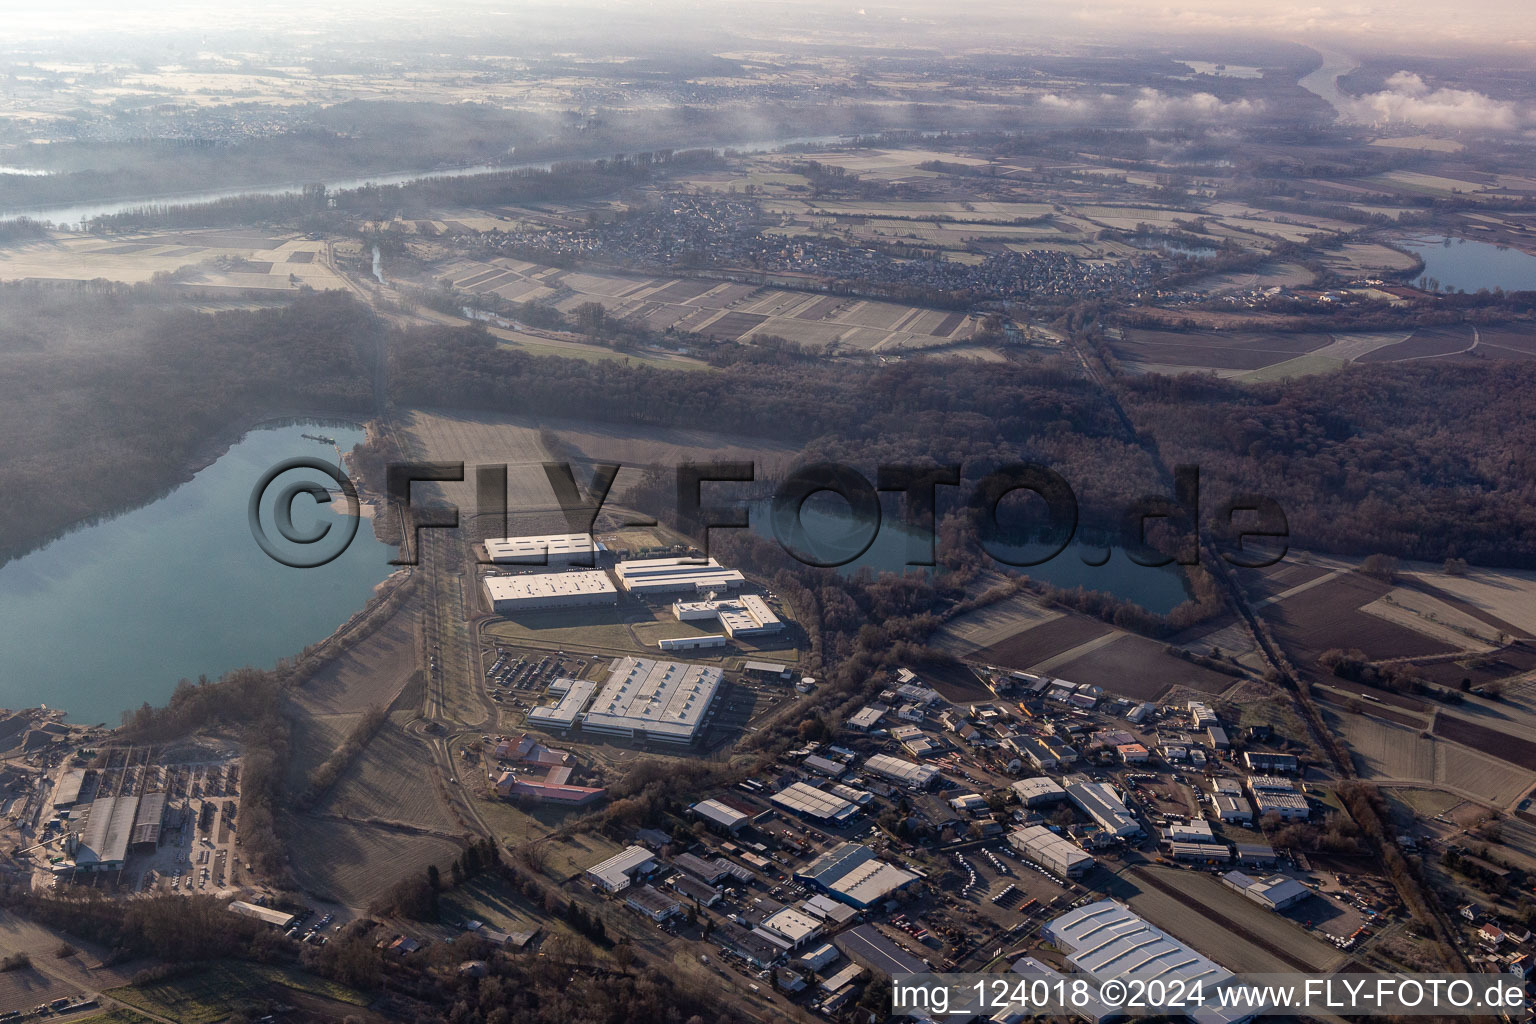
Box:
1349 71 1525 130
1128 88 1265 123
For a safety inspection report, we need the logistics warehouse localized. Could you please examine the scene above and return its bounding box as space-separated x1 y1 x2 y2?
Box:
525 656 724 744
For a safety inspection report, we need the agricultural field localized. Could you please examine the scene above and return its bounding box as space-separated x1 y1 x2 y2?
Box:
1109 866 1348 974
1322 708 1535 807
971 613 1113 671
1258 570 1460 666
0 230 347 291
311 714 462 831
437 256 980 352
932 594 1062 658
108 962 371 1024
1045 633 1238 699
1110 324 1497 379
287 816 465 912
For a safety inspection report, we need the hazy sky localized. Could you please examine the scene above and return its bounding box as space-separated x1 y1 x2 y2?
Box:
1 0 1531 53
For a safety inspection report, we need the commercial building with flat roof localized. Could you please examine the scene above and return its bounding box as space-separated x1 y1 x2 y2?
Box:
586 845 657 892
1066 781 1141 837
613 557 745 596
625 884 682 922
1243 751 1298 773
1210 793 1253 823
579 657 723 743
1009 825 1094 878
1222 871 1313 911
485 571 617 613
670 873 720 907
771 781 858 824
1012 776 1068 807
673 594 783 636
1251 790 1311 821
484 534 604 566
847 705 886 731
658 634 727 650
526 678 598 732
836 923 926 975
759 907 823 949
864 753 940 789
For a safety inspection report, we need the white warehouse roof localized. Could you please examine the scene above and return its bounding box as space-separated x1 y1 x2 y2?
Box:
864 753 939 787
579 657 723 743
526 678 598 730
1045 899 1234 991
485 571 616 604
586 845 657 890
484 534 604 564
613 557 745 595
771 781 858 823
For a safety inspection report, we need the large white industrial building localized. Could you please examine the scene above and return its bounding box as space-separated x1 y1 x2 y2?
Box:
771 781 859 824
798 842 920 908
864 753 940 788
673 594 783 636
484 571 617 613
578 656 723 744
484 534 605 566
613 557 745 596
1043 900 1259 1024
1009 825 1094 879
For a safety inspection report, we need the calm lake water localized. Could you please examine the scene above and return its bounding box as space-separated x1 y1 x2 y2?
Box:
1399 235 1536 294
0 423 394 724
750 499 1189 614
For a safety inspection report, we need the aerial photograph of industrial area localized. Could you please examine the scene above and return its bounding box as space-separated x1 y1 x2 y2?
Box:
1 0 1535 1021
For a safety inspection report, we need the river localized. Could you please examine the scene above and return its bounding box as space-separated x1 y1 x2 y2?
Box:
0 134 848 229
1298 48 1360 121
0 422 394 724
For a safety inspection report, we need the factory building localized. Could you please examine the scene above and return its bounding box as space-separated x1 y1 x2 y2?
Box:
484 570 617 613
483 534 605 567
1008 825 1094 879
1210 792 1253 823
525 678 598 732
657 634 727 651
798 843 920 909
846 705 886 731
625 884 682 922
673 594 784 636
1065 780 1141 837
53 769 86 810
771 781 859 824
613 557 745 596
1222 871 1313 911
586 845 657 892
74 793 141 871
864 753 940 789
1043 900 1260 1024
578 657 724 744
130 791 167 851
228 901 296 929
690 798 750 832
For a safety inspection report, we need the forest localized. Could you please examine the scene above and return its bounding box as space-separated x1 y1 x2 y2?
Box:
0 286 378 566
1120 361 1536 567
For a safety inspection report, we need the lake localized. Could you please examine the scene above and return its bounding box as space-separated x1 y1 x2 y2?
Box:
0 422 394 724
750 498 1189 614
1399 235 1536 294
